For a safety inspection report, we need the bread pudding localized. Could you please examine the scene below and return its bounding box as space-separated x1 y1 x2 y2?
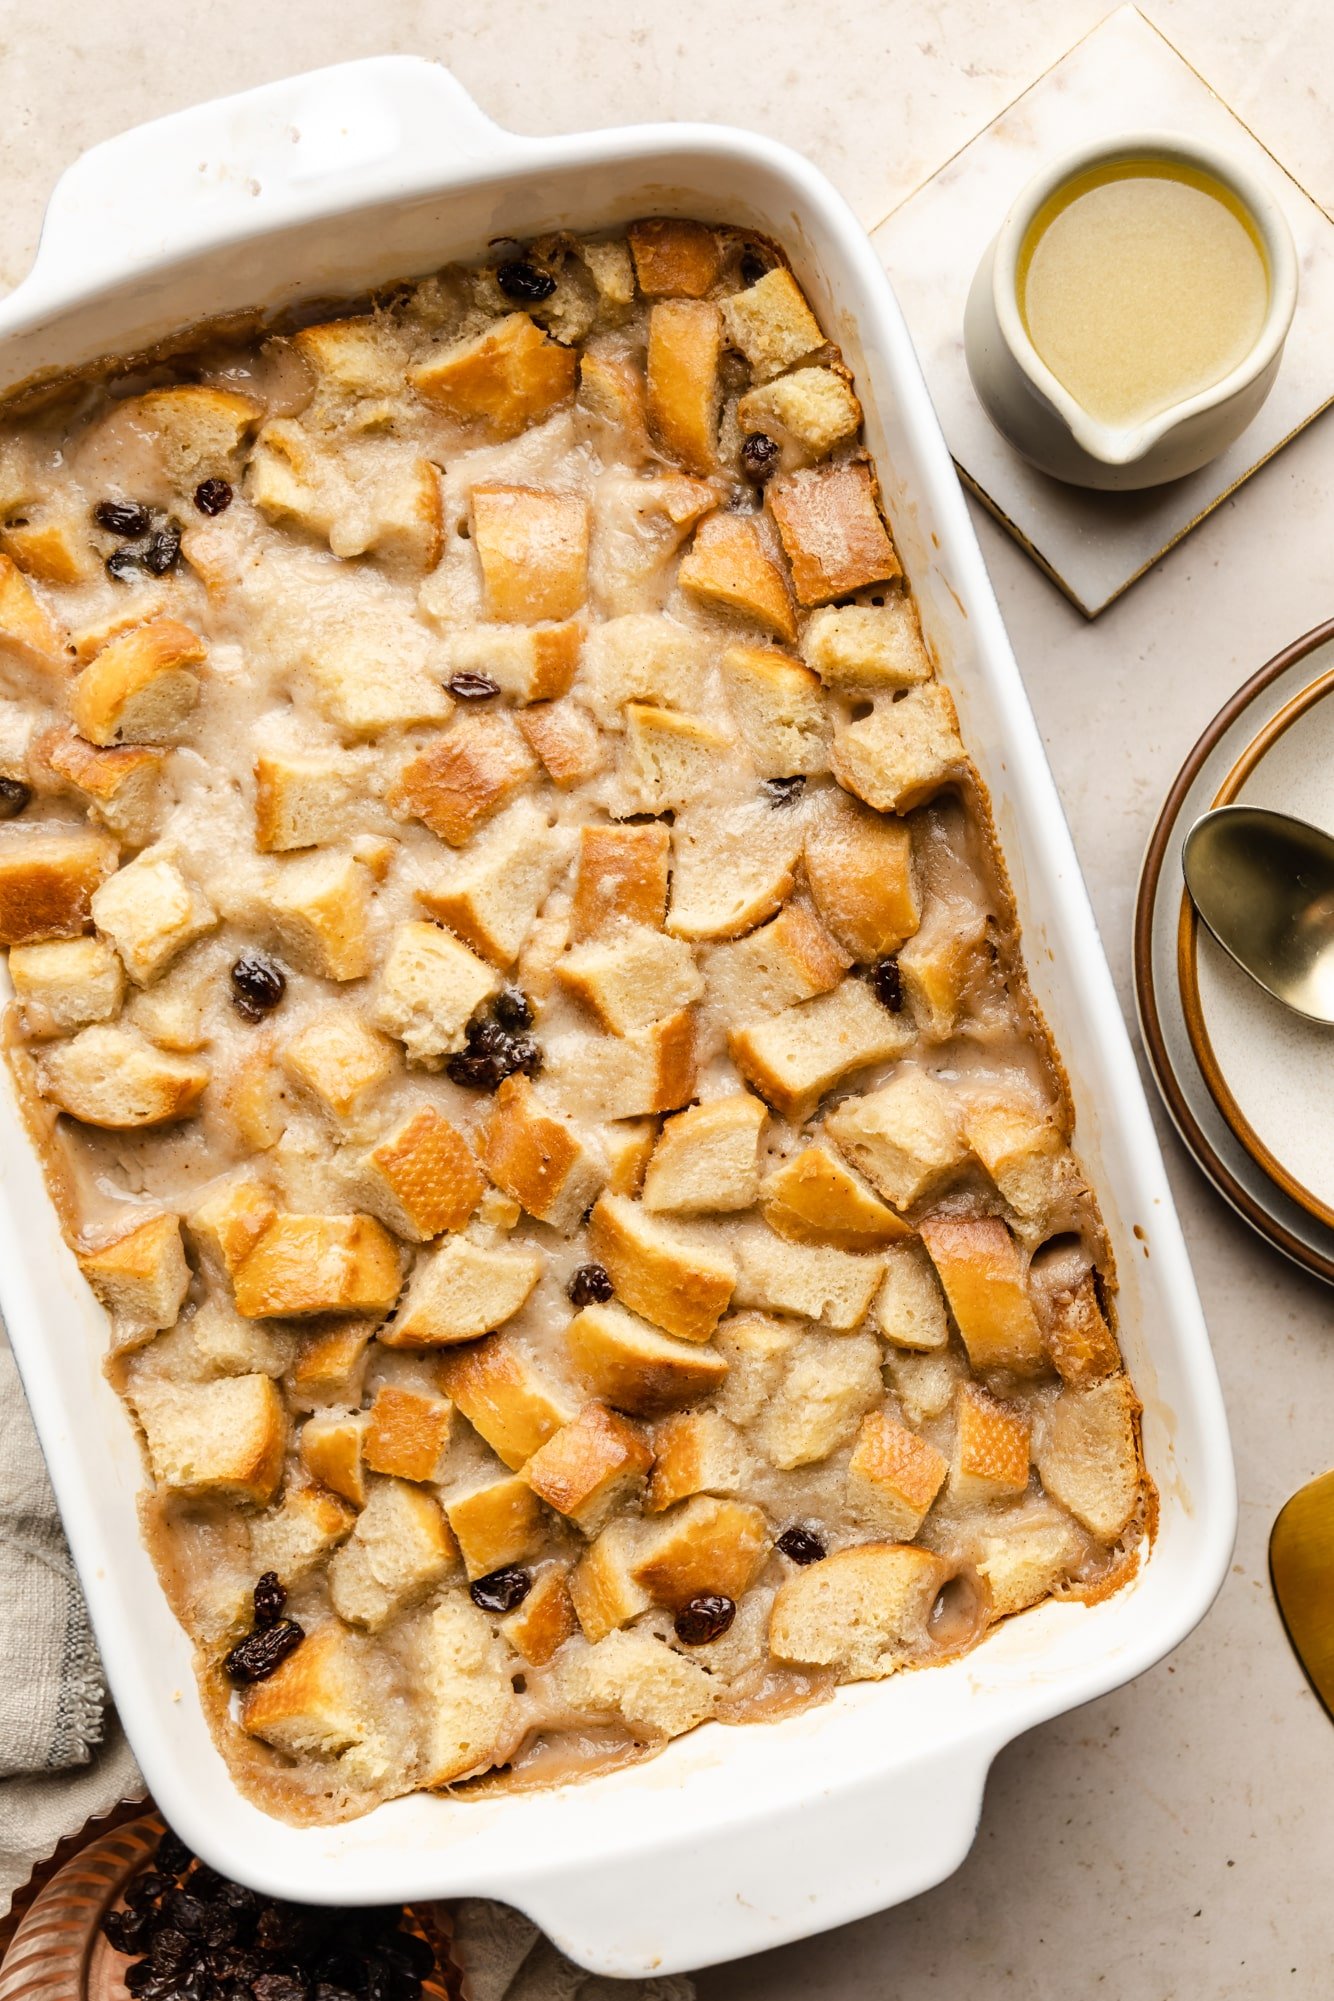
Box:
0 218 1147 1821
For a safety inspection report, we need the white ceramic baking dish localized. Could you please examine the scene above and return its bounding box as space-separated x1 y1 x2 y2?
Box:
0 56 1234 1976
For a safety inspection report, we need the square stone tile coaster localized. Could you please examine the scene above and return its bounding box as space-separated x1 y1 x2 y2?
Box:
870 4 1334 617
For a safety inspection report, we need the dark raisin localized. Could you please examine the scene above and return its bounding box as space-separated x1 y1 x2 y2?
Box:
508 1034 542 1078
230 952 287 1019
740 432 781 482
776 1525 826 1565
386 1934 434 1977
187 1862 223 1900
106 548 141 581
143 524 182 575
470 1566 532 1613
128 1871 168 1908
740 250 769 287
674 1593 736 1644
223 1617 304 1684
252 1977 307 2001
122 1965 157 1994
313 1988 361 2001
447 672 500 701
445 1050 508 1091
468 1016 510 1057
156 1830 193 1878
252 1571 286 1629
0 776 31 819
762 774 805 807
102 1905 150 1952
496 259 557 304
151 1927 195 1972
168 1892 209 1937
193 478 233 516
869 956 903 1013
567 1262 613 1307
493 986 533 1030
94 498 152 537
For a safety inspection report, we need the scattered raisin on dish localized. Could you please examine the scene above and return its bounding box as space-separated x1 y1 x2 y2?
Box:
567 1262 613 1308
493 985 534 1030
674 1593 736 1644
252 1571 286 1630
94 498 151 537
230 953 287 1020
0 777 30 819
762 775 805 807
193 477 233 516
223 1617 304 1684
142 523 182 575
776 1526 826 1565
470 1566 532 1614
105 548 140 582
446 1005 542 1090
740 432 781 482
869 956 904 1013
448 671 500 701
496 259 557 304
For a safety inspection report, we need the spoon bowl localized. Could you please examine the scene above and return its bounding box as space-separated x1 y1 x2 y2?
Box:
1182 805 1334 1024
1271 1472 1334 1721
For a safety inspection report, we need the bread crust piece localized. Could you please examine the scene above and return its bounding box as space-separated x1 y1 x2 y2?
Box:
949 1383 1031 1505
263 852 373 982
1035 1374 1140 1541
36 728 166 848
801 599 933 692
410 312 576 438
522 1401 653 1535
729 975 914 1124
445 622 583 706
77 1212 190 1342
769 1543 953 1678
567 1300 729 1416
0 554 67 682
918 1213 1046 1376
641 1093 767 1215
133 1374 288 1506
7 933 124 1034
383 1236 543 1348
704 900 848 1030
71 618 206 747
417 800 571 969
395 713 537 847
436 1336 578 1470
372 919 501 1064
482 1073 607 1233
501 1565 578 1664
646 301 722 475
569 823 670 940
117 384 262 485
364 1384 455 1484
720 267 825 381
408 1592 521 1790
281 1014 394 1123
300 1410 370 1508
359 1106 486 1242
628 219 723 298
677 514 796 643
665 798 803 943
37 1025 209 1129
848 1411 947 1539
645 1409 748 1513
445 1474 548 1579
515 698 604 790
825 1070 968 1212
559 1627 717 1739
719 645 831 778
737 367 862 459
874 1239 950 1351
240 1619 378 1763
0 827 118 946
558 924 703 1035
231 1213 403 1320
470 485 590 623
630 1495 769 1609
831 683 966 816
768 463 900 606
91 846 216 986
587 1193 736 1343
328 1479 458 1631
759 1142 910 1250
804 790 920 960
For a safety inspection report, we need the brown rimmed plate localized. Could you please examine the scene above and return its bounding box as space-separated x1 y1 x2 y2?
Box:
1135 616 1334 1283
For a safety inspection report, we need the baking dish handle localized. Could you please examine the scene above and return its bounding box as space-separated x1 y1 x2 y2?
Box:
22 56 531 301
509 1737 995 1977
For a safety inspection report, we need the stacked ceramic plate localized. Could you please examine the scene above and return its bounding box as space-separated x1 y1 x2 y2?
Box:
1136 617 1334 1281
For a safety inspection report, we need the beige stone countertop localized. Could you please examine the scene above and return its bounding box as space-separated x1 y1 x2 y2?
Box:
4 4 1333 1992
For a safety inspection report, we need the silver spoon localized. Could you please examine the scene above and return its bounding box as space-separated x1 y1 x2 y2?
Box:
1182 804 1334 1024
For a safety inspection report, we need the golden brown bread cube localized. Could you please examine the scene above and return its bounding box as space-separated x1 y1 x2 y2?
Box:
71 619 206 747
896 897 990 1039
972 1505 1085 1620
569 823 670 940
847 1410 947 1539
364 1384 456 1484
665 797 802 944
444 621 583 706
187 1178 278 1279
578 346 651 456
522 1401 653 1536
949 1383 1031 1504
0 554 67 681
567 1299 729 1416
918 1213 1046 1376
1035 1375 1140 1541
231 1213 403 1320
622 703 732 813
249 1484 357 1585
631 1495 769 1610
301 625 450 739
769 1543 953 1678
444 1474 548 1580
801 599 933 692
677 513 796 643
383 1236 543 1348
470 485 590 623
558 1628 717 1739
409 312 576 439
372 919 501 1064
587 1192 735 1343
721 267 825 380
1042 1270 1121 1386
482 1073 606 1233
395 713 537 847
91 847 216 987
360 1105 486 1242
825 1070 967 1212
759 1143 909 1251
501 1565 578 1665
240 1619 378 1764
118 384 262 485
1 511 94 588
582 612 711 722
281 1013 393 1123
417 799 570 969
803 791 920 960
293 316 406 417
299 1410 370 1508
831 683 966 816
755 1329 883 1470
38 729 165 847
8 934 124 1035
732 1224 885 1331
646 300 722 475
873 1239 951 1351
409 1591 521 1790
37 1026 209 1129
719 644 830 779
515 697 604 789
436 1336 577 1470
646 1408 748 1513
965 1098 1075 1223
628 219 723 298
290 1319 377 1406
704 899 848 1028
0 827 118 946
262 852 372 982
641 1093 767 1215
558 923 702 1035
737 366 862 458
77 1212 190 1342
603 1118 658 1198
328 1478 457 1631
567 1518 651 1642
729 975 913 1124
768 463 900 607
253 749 362 854
133 1374 287 1506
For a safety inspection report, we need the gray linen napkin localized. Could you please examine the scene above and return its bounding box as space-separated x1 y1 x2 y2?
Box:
0 1349 693 1999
